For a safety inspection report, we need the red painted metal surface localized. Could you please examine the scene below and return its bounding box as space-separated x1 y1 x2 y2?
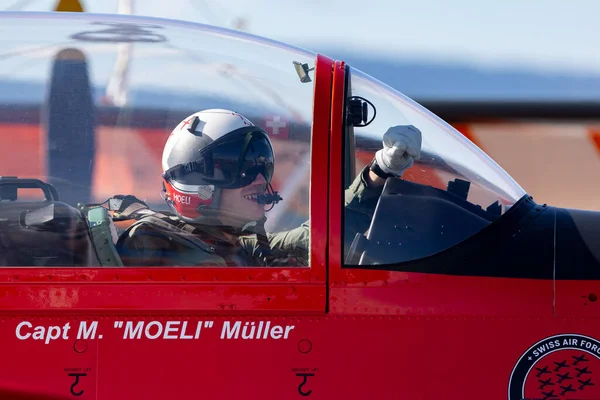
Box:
2 315 599 399
328 60 346 289
0 283 325 313
0 266 320 312
0 268 309 284
0 50 599 400
556 281 600 317
309 53 334 284
3 10 600 400
329 273 553 316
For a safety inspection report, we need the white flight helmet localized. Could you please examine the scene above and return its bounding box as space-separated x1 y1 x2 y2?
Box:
161 109 281 225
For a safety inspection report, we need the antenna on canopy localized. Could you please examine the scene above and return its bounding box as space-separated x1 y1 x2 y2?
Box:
293 61 314 83
102 0 134 107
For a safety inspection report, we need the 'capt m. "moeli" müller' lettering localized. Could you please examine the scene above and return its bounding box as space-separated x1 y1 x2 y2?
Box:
221 321 295 339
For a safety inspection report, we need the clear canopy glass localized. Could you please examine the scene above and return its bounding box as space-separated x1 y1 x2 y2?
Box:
343 66 527 265
0 12 316 267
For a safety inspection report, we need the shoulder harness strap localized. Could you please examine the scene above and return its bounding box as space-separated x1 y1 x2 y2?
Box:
107 195 216 254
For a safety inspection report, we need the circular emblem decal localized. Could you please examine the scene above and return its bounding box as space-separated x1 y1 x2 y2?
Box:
509 334 600 399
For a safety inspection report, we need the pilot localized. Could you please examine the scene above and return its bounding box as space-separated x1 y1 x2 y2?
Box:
114 109 421 267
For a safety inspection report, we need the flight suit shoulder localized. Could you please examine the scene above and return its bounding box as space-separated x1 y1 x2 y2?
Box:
117 215 228 267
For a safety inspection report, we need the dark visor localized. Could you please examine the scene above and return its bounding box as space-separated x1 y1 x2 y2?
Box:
163 127 274 189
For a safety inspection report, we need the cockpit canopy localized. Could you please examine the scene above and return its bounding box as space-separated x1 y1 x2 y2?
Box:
342 67 526 265
0 11 317 227
0 12 526 268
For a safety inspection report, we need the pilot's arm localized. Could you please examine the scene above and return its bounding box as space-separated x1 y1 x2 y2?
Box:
265 220 310 264
344 125 422 249
256 125 422 266
238 221 309 266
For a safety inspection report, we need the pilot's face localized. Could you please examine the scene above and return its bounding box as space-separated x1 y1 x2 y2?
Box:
219 173 267 227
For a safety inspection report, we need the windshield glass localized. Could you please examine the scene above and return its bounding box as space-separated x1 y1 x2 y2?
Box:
343 66 527 266
0 12 315 268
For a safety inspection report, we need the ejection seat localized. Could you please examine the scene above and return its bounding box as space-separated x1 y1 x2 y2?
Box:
0 177 124 267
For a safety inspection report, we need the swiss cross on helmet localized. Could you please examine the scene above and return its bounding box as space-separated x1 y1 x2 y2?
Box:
161 109 282 224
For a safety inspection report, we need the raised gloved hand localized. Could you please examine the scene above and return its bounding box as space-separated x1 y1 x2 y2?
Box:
375 125 422 177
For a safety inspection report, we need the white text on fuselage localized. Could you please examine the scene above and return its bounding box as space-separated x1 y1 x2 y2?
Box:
14 320 295 343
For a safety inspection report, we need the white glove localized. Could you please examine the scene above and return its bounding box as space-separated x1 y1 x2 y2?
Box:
375 125 422 177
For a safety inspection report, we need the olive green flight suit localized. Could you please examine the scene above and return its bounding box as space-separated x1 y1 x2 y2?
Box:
116 166 382 267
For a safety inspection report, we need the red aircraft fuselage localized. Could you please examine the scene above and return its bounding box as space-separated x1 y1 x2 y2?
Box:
0 12 599 400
